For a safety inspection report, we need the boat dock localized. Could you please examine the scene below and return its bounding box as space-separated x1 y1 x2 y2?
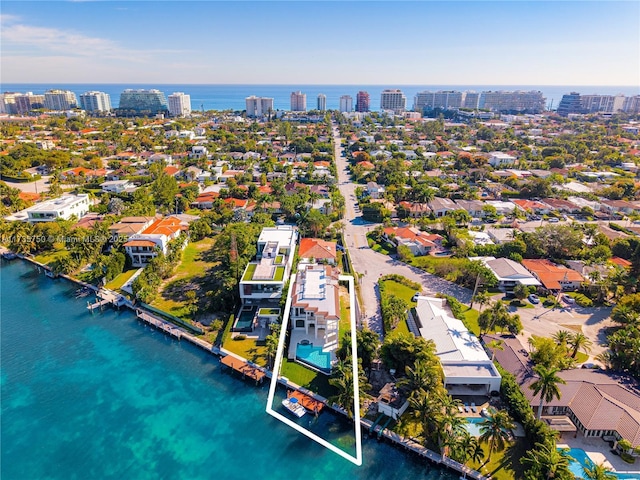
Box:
289 390 324 414
220 355 266 384
87 289 128 312
135 310 184 339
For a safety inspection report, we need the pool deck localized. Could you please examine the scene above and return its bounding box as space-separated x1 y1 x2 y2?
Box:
558 436 637 473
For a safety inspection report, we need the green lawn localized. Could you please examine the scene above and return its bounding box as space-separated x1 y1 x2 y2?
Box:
105 268 139 291
223 337 267 367
366 233 397 256
379 279 419 335
468 437 529 480
280 359 335 398
33 249 68 265
462 307 481 336
151 237 218 320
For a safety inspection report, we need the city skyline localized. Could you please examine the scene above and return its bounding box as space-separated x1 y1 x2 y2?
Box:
1 1 639 87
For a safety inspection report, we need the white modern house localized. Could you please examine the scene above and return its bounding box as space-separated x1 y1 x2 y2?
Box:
100 180 135 193
488 151 517 167
239 226 298 305
414 296 501 395
289 264 340 351
26 194 91 223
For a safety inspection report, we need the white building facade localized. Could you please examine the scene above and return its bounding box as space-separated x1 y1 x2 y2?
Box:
168 92 192 117
26 194 91 223
380 89 406 113
79 91 112 113
339 95 353 113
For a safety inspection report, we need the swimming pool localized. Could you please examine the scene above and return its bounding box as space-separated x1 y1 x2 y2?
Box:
296 343 332 374
233 307 256 332
463 417 484 437
562 448 640 480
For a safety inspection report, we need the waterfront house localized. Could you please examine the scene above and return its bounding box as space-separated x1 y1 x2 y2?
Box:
414 296 501 395
26 194 91 223
123 216 185 267
239 226 298 306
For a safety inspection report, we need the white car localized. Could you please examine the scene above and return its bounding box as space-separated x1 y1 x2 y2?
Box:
412 292 421 302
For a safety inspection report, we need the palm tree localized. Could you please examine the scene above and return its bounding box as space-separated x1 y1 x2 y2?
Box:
521 442 572 480
486 339 504 362
397 359 441 399
473 290 491 312
478 409 515 461
582 462 617 480
530 365 566 420
569 332 593 359
552 329 572 346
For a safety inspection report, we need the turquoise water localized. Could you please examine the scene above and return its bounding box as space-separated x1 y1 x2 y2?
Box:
462 417 484 437
563 448 640 480
233 307 255 331
296 343 332 373
1 260 456 480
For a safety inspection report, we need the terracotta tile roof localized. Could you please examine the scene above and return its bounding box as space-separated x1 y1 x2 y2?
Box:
141 217 183 236
610 257 632 268
521 259 584 290
164 166 180 176
123 240 156 247
298 238 337 260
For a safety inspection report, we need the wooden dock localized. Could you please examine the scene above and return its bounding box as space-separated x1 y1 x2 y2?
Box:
289 390 324 414
136 310 183 339
220 355 266 384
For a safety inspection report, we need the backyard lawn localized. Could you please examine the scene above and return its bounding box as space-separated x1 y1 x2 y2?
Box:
280 359 334 398
379 278 419 334
105 268 139 291
223 337 267 367
468 437 529 480
151 237 218 320
34 249 68 265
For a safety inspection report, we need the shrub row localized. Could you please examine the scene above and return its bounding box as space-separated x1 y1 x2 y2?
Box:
379 273 421 291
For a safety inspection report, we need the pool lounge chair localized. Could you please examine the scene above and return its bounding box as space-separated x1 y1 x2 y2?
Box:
464 403 469 413
471 403 477 413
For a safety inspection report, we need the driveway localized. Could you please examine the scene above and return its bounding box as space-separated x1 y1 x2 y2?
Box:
3 175 52 194
332 122 472 336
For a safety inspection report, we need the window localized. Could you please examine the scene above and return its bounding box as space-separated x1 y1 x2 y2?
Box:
296 320 304 328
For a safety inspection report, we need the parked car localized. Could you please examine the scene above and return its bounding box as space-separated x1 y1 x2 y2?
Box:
412 292 421 302
548 217 559 223
528 294 540 304
562 295 575 304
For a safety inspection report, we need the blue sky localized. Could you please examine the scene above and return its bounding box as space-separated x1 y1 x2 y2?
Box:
1 1 639 86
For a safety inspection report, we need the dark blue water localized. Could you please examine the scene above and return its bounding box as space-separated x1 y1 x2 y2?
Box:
2 83 638 111
0 260 455 480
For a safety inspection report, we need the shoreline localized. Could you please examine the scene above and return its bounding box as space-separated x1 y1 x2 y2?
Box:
4 253 490 480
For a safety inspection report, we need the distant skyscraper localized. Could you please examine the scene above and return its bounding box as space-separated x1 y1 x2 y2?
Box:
317 94 326 111
245 96 274 117
339 95 353 112
0 93 18 114
168 92 191 117
557 92 582 116
118 89 168 115
14 93 45 114
79 91 112 113
413 91 463 111
44 89 78 110
380 89 406 113
356 91 370 112
290 91 307 111
479 91 545 113
462 92 480 109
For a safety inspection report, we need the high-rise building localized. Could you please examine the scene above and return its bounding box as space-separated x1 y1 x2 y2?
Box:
0 93 18 114
380 89 406 113
290 91 306 111
245 96 274 117
557 92 583 117
79 91 112 113
118 89 168 115
413 91 463 111
14 93 45 114
317 94 326 111
44 89 78 110
356 91 370 112
479 91 545 113
339 95 353 113
168 92 191 117
462 92 480 109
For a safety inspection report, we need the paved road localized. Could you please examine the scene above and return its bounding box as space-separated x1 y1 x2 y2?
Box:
3 176 52 194
331 122 472 336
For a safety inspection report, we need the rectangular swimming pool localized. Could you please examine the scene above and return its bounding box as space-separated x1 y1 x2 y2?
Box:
295 343 332 374
462 417 484 437
233 307 256 332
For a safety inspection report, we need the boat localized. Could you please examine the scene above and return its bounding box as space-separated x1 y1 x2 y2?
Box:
2 252 17 260
282 397 306 418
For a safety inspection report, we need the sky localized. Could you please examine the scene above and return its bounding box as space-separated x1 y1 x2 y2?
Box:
1 1 639 86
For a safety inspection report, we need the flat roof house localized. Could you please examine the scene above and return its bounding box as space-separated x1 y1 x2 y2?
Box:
239 226 298 305
288 264 340 372
26 194 91 223
414 296 501 395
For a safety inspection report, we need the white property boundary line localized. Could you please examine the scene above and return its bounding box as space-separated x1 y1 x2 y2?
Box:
266 273 362 466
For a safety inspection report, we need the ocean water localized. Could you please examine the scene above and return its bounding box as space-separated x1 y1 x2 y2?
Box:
2 83 638 112
0 259 455 480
